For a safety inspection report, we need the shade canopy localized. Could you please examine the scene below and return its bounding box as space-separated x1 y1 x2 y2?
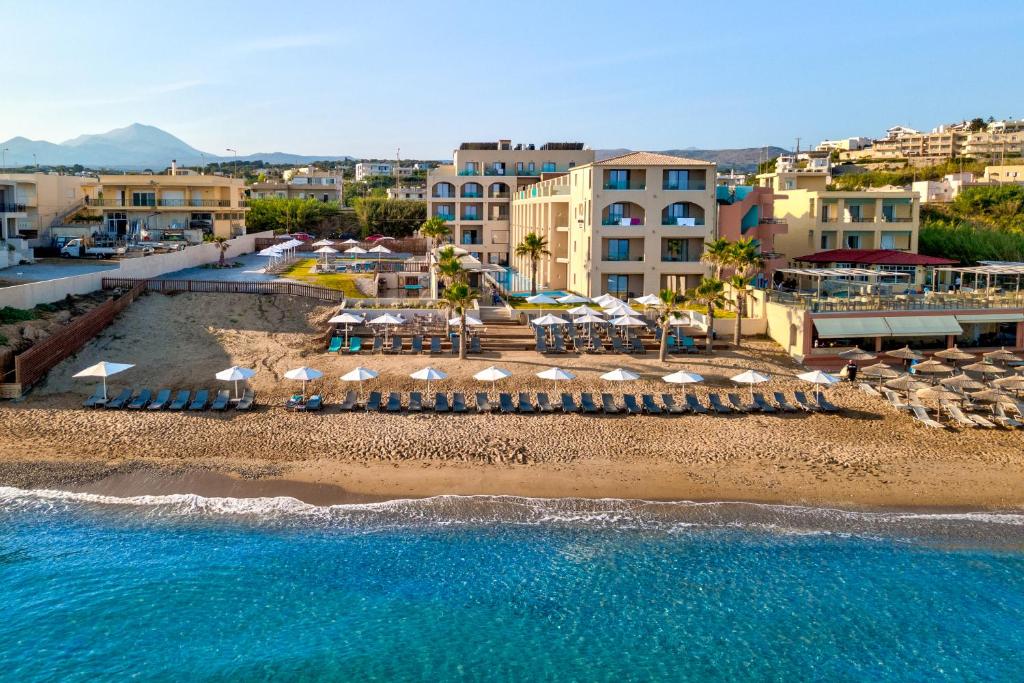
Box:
861 362 899 378
912 359 953 374
593 294 623 307
556 294 591 305
525 294 558 305
662 370 704 385
533 314 569 326
837 347 877 361
368 313 405 325
600 368 639 381
962 361 1005 375
939 374 984 391
887 346 925 361
730 370 770 385
369 245 392 254
341 238 360 245
341 367 379 382
474 366 512 382
983 347 1022 363
215 366 256 382
314 246 338 254
329 312 365 324
73 361 134 379
915 386 962 403
449 315 483 326
604 303 640 317
410 367 448 381
969 388 1016 404
284 366 323 381
797 370 840 386
536 367 576 381
344 246 368 254
312 239 335 247
885 374 929 392
993 375 1024 389
574 311 606 324
934 346 974 362
611 315 645 327
631 294 662 306
568 305 599 316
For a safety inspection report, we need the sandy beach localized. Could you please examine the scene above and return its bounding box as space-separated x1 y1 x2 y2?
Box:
2 291 1023 509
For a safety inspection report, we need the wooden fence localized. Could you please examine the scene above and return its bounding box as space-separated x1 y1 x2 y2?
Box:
101 277 347 302
13 282 146 392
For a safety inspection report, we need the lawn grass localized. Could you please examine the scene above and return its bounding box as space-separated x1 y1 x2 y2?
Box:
279 259 370 298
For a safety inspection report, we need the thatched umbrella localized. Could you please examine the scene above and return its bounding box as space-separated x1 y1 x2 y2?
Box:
983 347 1022 365
962 361 1006 377
915 386 963 421
934 345 974 367
992 375 1024 392
969 388 1016 405
911 359 954 379
837 347 877 361
887 345 924 362
861 362 899 387
885 374 929 395
939 374 983 391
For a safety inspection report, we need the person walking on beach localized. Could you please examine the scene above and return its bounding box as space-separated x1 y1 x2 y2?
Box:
845 360 858 382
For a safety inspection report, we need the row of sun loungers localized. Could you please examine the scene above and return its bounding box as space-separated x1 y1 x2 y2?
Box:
327 335 482 355
879 386 1024 430
83 386 256 411
290 390 839 415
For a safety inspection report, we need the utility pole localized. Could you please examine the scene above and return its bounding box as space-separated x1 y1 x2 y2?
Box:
226 148 238 179
795 137 801 156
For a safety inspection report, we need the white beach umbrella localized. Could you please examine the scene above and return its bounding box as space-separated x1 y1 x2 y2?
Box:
594 294 623 307
284 366 323 394
474 365 512 392
574 311 605 324
448 315 483 326
601 368 640 382
611 315 645 327
215 365 256 399
410 366 448 394
567 305 599 316
631 294 662 307
341 366 379 401
314 246 338 255
731 369 770 402
329 312 365 343
537 366 576 394
525 294 558 305
797 369 840 401
556 294 591 305
533 313 570 326
369 312 405 344
604 302 640 316
312 239 335 247
73 361 134 401
344 246 368 255
341 238 361 245
662 370 704 399
369 244 392 265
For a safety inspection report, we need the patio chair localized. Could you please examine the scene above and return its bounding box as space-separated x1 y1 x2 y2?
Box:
386 392 402 412
772 392 799 413
411 335 423 353
475 392 492 413
752 393 778 414
452 393 468 413
372 336 383 354
286 393 304 411
681 337 699 354
450 334 461 355
470 336 482 354
707 393 733 414
210 389 231 411
685 394 708 414
552 334 566 354
304 395 323 411
188 389 210 411
517 392 535 413
348 337 362 354
881 388 910 411
591 337 605 353
82 384 106 408
622 394 643 415
236 389 256 411
499 393 515 413
660 394 687 415
104 388 133 410
967 411 997 429
535 336 548 354
611 337 625 354
858 382 881 397
727 393 753 413
409 392 423 412
327 336 343 353
560 393 579 413
147 388 172 410
389 336 402 354
601 393 622 414
641 394 663 415
580 392 599 414
990 403 1023 428
127 388 153 410
430 336 442 354
631 339 647 356
793 391 819 412
335 390 356 412
536 392 555 413
168 390 191 411
434 393 450 413
815 393 840 413
365 391 382 411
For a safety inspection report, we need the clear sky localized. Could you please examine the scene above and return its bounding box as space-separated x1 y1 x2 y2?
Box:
5 0 1024 158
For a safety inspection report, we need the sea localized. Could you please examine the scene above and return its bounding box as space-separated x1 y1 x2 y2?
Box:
2 488 1023 682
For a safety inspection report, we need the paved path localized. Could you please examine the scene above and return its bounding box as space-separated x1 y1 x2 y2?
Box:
0 258 119 284
155 254 279 282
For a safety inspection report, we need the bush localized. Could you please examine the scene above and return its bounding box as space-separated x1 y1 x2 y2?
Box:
919 221 1024 264
0 306 37 324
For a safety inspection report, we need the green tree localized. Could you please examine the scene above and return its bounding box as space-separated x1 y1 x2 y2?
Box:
514 232 551 296
440 283 477 360
420 215 451 253
701 237 734 279
246 197 341 234
690 277 727 354
654 288 688 363
213 236 229 267
727 238 764 347
351 197 426 237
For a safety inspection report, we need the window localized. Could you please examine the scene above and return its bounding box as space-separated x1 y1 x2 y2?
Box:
462 205 479 220
665 170 689 190
527 162 536 174
821 205 830 222
542 161 556 173
516 162 524 175
846 234 860 248
607 170 629 190
608 203 625 220
663 239 688 261
820 233 829 249
607 275 629 298
132 192 155 207
607 239 630 261
848 204 862 221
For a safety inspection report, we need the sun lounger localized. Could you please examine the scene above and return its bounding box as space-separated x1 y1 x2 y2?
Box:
411 335 423 353
434 393 450 413
727 393 752 413
577 392 597 414
210 389 231 411
236 389 256 411
475 392 492 413
304 395 323 411
942 401 978 428
631 340 647 356
681 337 699 354
591 337 605 353
336 390 357 412
188 389 210 411
168 390 191 411
553 335 566 354
470 336 481 354
127 388 152 410
707 393 733 414
105 388 133 410
623 394 642 415
536 392 555 413
858 382 881 397
328 336 343 353
372 337 383 354
660 394 687 414
365 391 382 411
452 392 468 413
685 394 708 414
408 392 423 412
560 393 579 413
148 388 172 410
286 393 304 410
772 391 798 413
910 405 944 429
499 393 515 413
430 336 442 354
989 403 1022 428
815 393 840 413
518 392 535 413
383 392 401 412
83 384 106 408
450 334 461 355
641 394 663 415
601 393 622 414
536 336 548 353
611 337 625 354
881 389 910 411
752 393 777 414
348 337 362 353
793 391 819 412
968 412 996 429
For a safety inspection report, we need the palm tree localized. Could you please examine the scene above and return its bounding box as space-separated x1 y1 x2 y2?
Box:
437 252 467 287
728 274 753 348
440 283 477 360
690 277 727 354
727 238 764 347
514 232 550 296
655 288 688 363
213 236 229 267
420 216 450 253
700 237 734 279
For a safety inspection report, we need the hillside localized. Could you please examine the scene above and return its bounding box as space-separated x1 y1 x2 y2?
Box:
919 185 1024 264
596 147 788 172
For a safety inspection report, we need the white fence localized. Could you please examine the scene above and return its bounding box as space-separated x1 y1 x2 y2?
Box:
0 231 274 309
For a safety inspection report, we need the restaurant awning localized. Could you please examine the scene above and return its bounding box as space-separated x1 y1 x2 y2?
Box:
813 317 890 338
884 315 962 337
955 313 1024 324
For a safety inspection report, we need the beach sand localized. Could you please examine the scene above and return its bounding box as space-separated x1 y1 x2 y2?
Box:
2 291 1023 509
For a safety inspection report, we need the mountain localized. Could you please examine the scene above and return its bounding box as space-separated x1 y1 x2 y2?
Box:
596 147 789 173
0 123 351 169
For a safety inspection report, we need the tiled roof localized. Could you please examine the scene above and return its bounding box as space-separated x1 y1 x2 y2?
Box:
594 151 714 167
793 249 957 266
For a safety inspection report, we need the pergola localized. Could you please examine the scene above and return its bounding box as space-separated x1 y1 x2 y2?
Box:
777 267 911 298
933 263 1024 293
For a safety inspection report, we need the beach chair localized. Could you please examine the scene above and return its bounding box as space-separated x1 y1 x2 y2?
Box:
686 394 709 414
942 402 978 428
389 336 402 354
910 405 944 429
347 337 362 354
383 392 401 412
591 337 605 354
681 337 699 354
304 395 323 411
580 393 599 414
535 336 548 354
104 388 133 410
338 390 357 412
560 393 579 413
82 384 106 408
611 337 625 354
793 391 819 412
147 388 172 411
552 334 566 354
168 390 191 411
815 393 840 413
411 335 423 353
450 334 461 356
430 336 442 354
408 392 423 412
772 392 799 413
286 393 304 411
475 392 492 413
127 388 152 410
210 390 231 411
499 393 515 413
327 336 343 353
631 339 647 356
470 336 482 354
601 393 622 414
641 394 663 415
536 393 555 413
967 411 997 429
517 392 535 413
660 394 687 415
622 394 642 415
188 389 210 411
236 389 256 411
452 393 468 413
365 391 383 411
727 393 753 413
707 394 733 414
881 388 910 411
752 393 777 414
858 382 881 398
372 336 383 354
434 393 450 413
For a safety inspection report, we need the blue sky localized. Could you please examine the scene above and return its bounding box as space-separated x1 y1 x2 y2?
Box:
5 0 1024 158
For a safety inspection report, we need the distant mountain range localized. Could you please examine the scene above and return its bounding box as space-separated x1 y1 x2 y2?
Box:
596 147 789 173
0 123 352 170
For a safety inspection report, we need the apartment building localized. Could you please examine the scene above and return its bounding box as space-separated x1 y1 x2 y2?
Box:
981 164 1024 183
0 173 92 252
815 137 871 152
509 152 716 298
869 120 1024 160
81 169 248 240
355 162 416 181
758 170 920 260
716 184 788 278
250 167 342 202
387 186 427 201
911 173 975 203
428 140 594 267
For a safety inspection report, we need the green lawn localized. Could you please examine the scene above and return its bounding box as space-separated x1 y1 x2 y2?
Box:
279 259 370 298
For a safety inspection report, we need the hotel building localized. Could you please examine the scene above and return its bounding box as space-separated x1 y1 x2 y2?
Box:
250 167 343 202
0 173 92 255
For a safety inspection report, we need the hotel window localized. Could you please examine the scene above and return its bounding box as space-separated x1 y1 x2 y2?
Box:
516 162 524 175
606 275 629 298
607 239 630 261
846 234 861 248
608 203 625 222
665 170 689 190
527 162 536 174
607 170 628 190
132 192 155 207
542 161 556 173
462 205 479 220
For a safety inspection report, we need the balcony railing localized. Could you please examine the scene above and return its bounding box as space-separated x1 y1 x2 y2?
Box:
603 217 645 226
848 216 876 223
661 256 700 263
489 192 510 199
88 198 234 208
432 193 455 199
435 214 455 221
603 182 646 191
661 218 705 226
603 255 644 262
662 183 707 191
458 169 480 176
461 192 483 198
460 214 482 221
882 217 913 223
0 203 27 212
766 289 1024 313
484 167 510 176
460 238 484 246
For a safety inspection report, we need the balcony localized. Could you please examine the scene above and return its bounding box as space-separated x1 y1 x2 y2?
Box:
434 213 455 222
602 254 645 262
661 217 705 226
461 192 482 198
603 217 645 226
484 166 510 176
460 237 483 246
603 181 646 191
88 198 233 208
0 203 27 213
662 182 707 191
460 214 483 222
458 168 481 176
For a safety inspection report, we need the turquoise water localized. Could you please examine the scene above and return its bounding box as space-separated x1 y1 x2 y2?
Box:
2 490 1023 681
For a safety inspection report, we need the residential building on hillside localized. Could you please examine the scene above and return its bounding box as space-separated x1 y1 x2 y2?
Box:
508 152 716 298
815 137 871 152
911 173 975 203
355 162 416 181
715 170 748 187
387 186 427 201
868 119 1024 160
250 167 342 202
981 164 1024 183
428 139 594 268
0 173 92 256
